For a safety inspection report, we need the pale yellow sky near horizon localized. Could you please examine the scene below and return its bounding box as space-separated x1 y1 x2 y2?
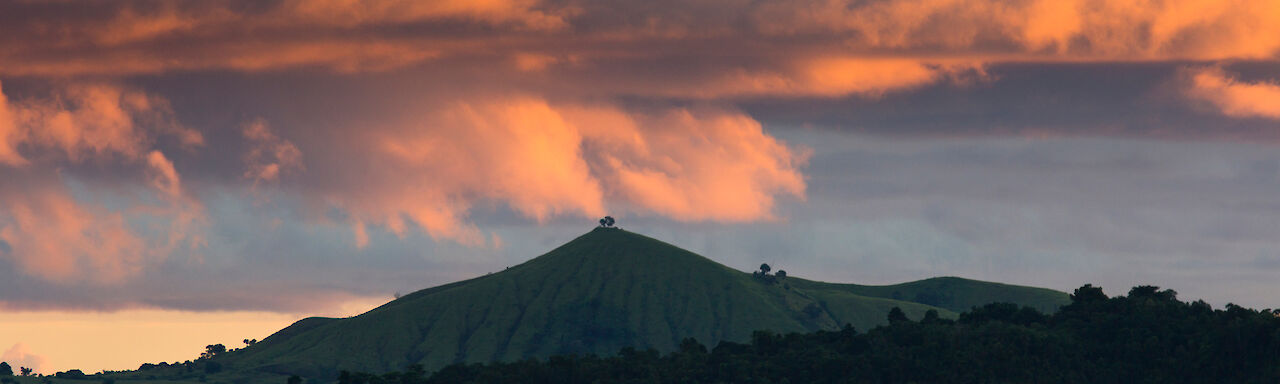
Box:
0 298 388 375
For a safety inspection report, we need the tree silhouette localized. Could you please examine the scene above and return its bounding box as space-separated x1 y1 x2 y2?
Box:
775 270 786 279
1071 284 1108 304
18 368 30 377
0 362 11 376
200 344 226 360
330 286 1280 383
887 307 908 324
599 216 616 228
55 369 86 379
759 263 771 274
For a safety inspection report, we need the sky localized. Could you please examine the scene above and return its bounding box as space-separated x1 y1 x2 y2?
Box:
2 0 1280 375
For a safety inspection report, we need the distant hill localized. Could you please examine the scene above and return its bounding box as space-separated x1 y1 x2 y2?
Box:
222 228 1069 377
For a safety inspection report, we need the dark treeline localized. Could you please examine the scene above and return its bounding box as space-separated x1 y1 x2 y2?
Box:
338 285 1280 384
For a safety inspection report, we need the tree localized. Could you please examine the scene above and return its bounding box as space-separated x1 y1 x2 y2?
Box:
200 344 227 360
55 370 86 379
18 368 31 377
887 307 908 324
0 362 11 376
921 309 945 325
598 216 616 228
759 263 771 274
775 270 786 279
243 338 258 347
678 337 707 355
1071 284 1107 304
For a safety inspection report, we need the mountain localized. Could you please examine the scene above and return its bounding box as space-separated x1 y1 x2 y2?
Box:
222 228 1069 377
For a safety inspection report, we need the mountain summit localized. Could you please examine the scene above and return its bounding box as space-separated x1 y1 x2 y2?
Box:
225 228 1068 376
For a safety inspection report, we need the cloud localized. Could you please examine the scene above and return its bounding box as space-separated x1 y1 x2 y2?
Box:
635 58 987 99
0 82 205 283
242 119 303 185
750 0 1280 60
3 0 1277 100
1 343 46 373
0 181 147 283
1184 66 1280 120
0 0 1276 319
317 97 807 244
0 87 23 166
567 105 810 221
0 81 201 165
0 0 569 76
145 150 183 199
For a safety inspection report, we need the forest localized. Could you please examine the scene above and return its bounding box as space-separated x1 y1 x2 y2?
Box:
336 284 1280 383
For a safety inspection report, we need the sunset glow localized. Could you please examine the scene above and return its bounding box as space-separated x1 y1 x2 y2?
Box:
2 0 1279 376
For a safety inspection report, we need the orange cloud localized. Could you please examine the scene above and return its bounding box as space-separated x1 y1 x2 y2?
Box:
2 0 1276 83
332 97 807 245
0 185 147 283
348 98 608 245
0 88 22 166
0 82 205 283
0 81 201 164
145 151 183 199
275 0 572 31
1184 67 1280 120
0 0 566 76
675 58 985 98
243 119 303 185
564 105 810 221
753 0 1280 60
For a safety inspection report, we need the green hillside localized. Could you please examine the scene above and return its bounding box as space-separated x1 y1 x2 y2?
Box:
220 228 1068 378
787 276 1069 315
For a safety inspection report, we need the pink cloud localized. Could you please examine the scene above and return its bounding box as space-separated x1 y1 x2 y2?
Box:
0 183 147 283
0 81 201 165
0 82 205 283
145 151 182 199
243 119 303 185
1 343 46 374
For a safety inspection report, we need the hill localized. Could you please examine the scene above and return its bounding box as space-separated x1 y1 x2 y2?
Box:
219 228 1069 378
412 285 1280 383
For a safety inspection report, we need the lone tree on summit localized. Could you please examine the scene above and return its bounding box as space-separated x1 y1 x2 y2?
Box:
599 216 616 228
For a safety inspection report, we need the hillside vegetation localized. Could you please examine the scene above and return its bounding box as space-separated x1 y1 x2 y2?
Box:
357 285 1280 383
212 228 1067 378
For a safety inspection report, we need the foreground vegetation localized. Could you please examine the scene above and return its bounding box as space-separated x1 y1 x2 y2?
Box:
336 285 1280 383
8 283 1276 383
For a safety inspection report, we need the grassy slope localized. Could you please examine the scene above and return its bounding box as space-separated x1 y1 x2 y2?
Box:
217 228 1068 379
788 277 1070 315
